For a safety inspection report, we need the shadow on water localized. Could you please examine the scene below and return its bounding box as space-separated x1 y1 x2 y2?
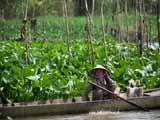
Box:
4 110 160 120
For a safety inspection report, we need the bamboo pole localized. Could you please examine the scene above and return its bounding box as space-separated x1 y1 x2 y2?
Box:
30 0 37 41
20 0 28 42
135 0 138 43
142 0 148 48
85 0 95 66
25 0 29 64
116 0 121 42
124 0 129 42
42 0 47 42
22 0 29 64
111 1 115 29
146 2 152 48
139 0 144 57
24 43 29 64
148 2 152 46
157 0 160 49
101 0 107 58
24 0 28 21
63 0 71 64
91 0 95 39
1 9 6 40
91 0 95 16
21 0 24 19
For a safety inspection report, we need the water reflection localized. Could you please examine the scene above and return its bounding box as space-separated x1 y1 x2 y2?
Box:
11 110 160 120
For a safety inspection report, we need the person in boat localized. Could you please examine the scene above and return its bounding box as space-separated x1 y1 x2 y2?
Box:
83 65 120 101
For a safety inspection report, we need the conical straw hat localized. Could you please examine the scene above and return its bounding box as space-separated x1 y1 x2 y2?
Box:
90 65 109 75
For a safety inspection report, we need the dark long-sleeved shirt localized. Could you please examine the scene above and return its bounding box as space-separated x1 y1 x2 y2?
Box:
83 76 117 101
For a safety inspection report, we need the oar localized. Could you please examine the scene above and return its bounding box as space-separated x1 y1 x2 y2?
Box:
89 81 149 112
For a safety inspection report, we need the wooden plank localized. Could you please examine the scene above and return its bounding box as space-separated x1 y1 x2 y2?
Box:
144 88 160 93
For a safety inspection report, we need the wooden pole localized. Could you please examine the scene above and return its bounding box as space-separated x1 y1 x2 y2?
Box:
157 0 160 49
24 0 29 64
21 0 24 19
42 0 48 42
1 8 6 40
139 0 144 57
24 43 29 64
24 0 28 20
20 0 28 41
135 0 138 43
91 0 95 16
142 0 147 48
148 2 152 46
91 0 95 39
89 81 149 112
101 0 107 58
30 0 37 41
85 0 95 66
124 0 129 42
63 0 71 64
116 0 121 42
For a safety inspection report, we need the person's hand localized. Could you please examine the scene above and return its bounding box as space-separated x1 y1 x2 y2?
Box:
114 90 119 96
114 87 120 96
104 73 109 79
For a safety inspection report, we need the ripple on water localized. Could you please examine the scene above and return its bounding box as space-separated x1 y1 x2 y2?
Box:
88 111 120 120
88 110 160 120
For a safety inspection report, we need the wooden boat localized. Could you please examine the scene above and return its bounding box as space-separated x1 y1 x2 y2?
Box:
0 88 160 118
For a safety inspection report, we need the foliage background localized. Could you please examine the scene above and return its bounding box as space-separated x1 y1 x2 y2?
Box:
0 0 160 103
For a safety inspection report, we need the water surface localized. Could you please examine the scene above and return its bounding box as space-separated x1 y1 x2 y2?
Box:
13 110 160 120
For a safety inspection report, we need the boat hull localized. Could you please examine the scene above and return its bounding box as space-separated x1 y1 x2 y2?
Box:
0 95 160 118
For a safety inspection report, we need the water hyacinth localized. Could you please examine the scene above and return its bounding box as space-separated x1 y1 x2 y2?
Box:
0 39 159 103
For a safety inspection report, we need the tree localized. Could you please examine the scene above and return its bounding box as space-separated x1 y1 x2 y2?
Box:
75 0 94 16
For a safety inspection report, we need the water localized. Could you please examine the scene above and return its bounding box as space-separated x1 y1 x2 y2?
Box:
11 110 160 120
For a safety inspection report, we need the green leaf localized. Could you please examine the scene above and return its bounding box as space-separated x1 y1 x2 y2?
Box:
27 74 40 81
